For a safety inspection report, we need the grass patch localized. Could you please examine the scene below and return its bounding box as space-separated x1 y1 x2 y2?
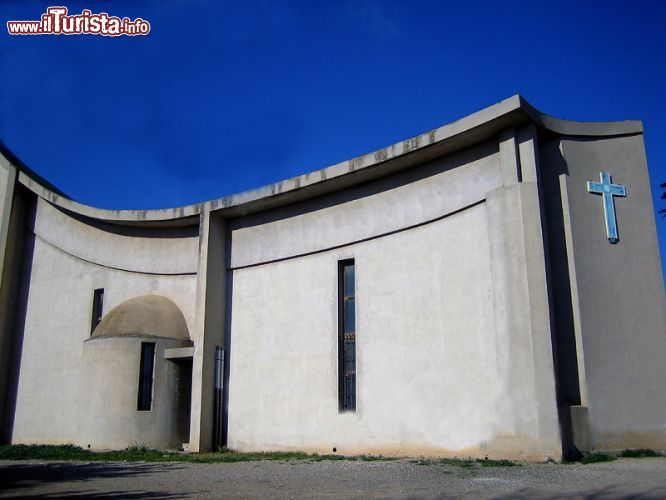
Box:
0 445 396 464
580 452 616 464
191 449 320 463
0 444 95 461
0 445 180 463
479 458 518 467
409 459 430 465
0 445 519 466
411 457 518 468
358 454 397 461
620 449 663 458
410 458 471 467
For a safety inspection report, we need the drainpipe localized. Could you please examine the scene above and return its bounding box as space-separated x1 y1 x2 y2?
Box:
213 346 224 450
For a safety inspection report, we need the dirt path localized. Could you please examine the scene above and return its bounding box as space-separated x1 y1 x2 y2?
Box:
1 457 665 498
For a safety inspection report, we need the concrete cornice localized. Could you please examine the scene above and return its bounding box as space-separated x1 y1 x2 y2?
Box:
517 96 643 137
6 95 643 225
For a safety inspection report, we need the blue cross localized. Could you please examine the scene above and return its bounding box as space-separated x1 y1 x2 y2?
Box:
586 172 626 244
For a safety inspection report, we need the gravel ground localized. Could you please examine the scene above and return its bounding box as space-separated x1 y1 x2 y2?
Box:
0 457 665 499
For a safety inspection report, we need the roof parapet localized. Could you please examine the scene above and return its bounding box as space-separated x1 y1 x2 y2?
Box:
3 95 643 224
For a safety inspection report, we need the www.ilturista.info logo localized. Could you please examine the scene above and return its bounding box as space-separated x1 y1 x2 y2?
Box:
7 6 151 36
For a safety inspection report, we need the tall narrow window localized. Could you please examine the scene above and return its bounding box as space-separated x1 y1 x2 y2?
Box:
90 288 104 334
137 342 155 411
338 259 356 411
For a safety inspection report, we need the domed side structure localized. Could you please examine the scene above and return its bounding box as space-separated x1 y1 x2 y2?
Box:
91 295 190 341
80 295 193 451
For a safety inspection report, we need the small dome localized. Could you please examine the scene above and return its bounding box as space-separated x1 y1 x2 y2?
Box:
91 295 190 340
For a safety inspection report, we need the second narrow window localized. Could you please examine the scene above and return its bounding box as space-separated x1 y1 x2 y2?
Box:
137 342 155 411
90 288 104 334
338 260 356 411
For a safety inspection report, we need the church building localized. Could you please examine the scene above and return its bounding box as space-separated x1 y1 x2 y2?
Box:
0 96 664 460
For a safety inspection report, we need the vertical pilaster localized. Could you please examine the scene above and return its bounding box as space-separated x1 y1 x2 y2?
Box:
558 172 588 407
517 125 538 183
0 156 17 277
189 209 227 452
0 155 19 443
499 127 521 185
486 127 561 453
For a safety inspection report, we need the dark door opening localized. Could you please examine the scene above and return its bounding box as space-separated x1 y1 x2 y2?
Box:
174 359 192 444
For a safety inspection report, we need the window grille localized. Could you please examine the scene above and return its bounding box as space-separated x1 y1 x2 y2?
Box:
338 260 356 411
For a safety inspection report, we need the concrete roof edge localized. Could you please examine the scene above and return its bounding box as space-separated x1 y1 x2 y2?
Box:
0 140 69 198
518 96 644 136
9 95 644 223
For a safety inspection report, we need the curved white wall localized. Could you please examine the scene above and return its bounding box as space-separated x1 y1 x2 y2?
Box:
11 201 197 446
33 200 198 275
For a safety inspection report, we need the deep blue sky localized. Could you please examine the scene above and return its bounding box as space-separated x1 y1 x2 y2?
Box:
1 1 665 278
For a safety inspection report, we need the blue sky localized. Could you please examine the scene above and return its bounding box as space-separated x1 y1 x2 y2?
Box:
1 1 665 277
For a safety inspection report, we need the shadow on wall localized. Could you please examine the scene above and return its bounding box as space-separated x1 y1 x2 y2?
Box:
1 185 37 444
221 239 233 449
0 462 191 499
538 136 581 460
59 207 200 239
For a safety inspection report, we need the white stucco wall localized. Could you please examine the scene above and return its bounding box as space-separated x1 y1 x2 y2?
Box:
230 143 500 268
226 134 563 459
33 201 198 275
79 336 191 450
228 203 502 456
11 199 197 446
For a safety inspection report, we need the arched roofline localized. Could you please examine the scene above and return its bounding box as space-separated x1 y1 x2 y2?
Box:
4 95 643 225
